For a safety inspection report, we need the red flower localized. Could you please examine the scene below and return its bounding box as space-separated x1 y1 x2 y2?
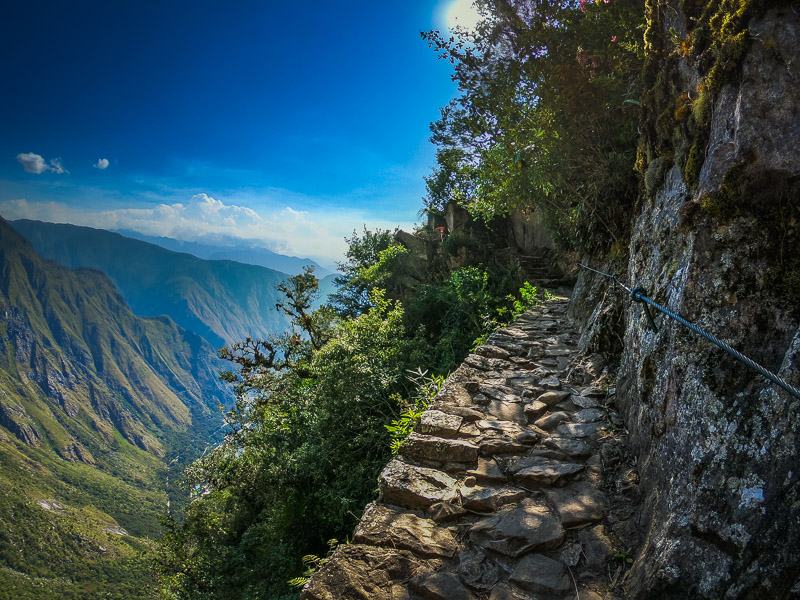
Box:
611 35 617 42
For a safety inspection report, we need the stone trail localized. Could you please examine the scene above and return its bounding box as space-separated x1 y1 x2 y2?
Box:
301 297 637 600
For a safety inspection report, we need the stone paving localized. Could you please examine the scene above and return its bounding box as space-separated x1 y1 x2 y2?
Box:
301 297 638 600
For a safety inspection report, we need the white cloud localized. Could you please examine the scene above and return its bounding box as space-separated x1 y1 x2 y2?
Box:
94 158 109 170
16 153 68 175
0 194 416 267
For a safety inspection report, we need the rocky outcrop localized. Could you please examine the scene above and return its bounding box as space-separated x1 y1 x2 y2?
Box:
607 3 800 597
301 298 638 599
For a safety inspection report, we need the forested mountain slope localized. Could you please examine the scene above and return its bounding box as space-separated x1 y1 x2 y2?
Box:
0 217 230 598
11 219 294 349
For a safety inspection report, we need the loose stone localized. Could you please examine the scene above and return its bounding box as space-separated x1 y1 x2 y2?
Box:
353 504 458 559
469 498 565 557
508 554 571 595
467 457 506 484
401 432 478 464
426 501 467 522
537 390 571 406
511 457 584 487
475 345 512 360
488 583 531 600
543 481 609 528
460 484 526 511
533 410 571 430
419 410 463 438
379 460 458 509
409 571 477 600
573 408 605 423
486 400 526 423
539 376 562 389
544 436 592 458
459 547 500 591
572 394 600 409
446 406 485 422
557 422 604 438
299 544 442 600
523 400 548 420
480 437 531 456
473 393 490 406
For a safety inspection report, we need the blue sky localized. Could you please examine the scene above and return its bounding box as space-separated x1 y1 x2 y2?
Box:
0 0 480 268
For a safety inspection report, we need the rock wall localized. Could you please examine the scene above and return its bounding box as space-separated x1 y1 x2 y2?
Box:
614 4 800 597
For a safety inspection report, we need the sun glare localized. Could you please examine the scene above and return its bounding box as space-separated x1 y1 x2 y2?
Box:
444 0 481 30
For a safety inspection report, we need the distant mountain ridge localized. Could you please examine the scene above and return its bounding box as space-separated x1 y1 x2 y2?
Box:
11 219 298 348
114 229 333 277
0 216 231 596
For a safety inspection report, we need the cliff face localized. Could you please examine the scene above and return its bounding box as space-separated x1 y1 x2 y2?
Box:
612 3 800 597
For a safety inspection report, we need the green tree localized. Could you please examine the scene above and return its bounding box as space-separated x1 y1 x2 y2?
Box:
328 227 397 317
423 0 644 253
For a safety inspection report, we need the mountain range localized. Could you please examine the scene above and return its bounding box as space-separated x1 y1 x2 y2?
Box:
11 220 310 349
0 216 231 597
113 229 334 277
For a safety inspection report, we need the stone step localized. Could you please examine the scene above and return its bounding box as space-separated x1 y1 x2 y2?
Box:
304 296 631 600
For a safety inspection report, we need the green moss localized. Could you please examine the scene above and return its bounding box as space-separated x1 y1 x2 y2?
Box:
683 144 704 189
644 156 671 197
639 0 767 193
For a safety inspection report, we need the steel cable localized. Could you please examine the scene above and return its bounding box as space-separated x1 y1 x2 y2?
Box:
577 263 800 401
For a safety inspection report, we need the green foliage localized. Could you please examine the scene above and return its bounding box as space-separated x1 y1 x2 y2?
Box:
640 0 765 192
422 0 645 253
385 369 446 454
328 227 396 317
156 284 414 599
287 539 340 590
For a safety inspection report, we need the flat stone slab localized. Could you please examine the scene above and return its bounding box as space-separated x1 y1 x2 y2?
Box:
409 571 477 600
427 501 467 522
573 408 605 423
488 583 531 600
475 345 512 360
509 554 571 595
469 498 565 557
479 384 520 404
578 524 616 568
299 544 442 600
353 504 458 559
557 422 604 438
537 390 571 406
465 354 511 371
544 481 609 528
523 400 548 420
379 460 458 509
459 547 500 591
444 406 484 422
467 457 506 484
511 457 584 487
480 436 531 456
571 394 600 409
401 432 478 464
486 400 526 423
544 436 592 458
419 410 463 438
539 376 562 389
460 484 526 511
477 420 524 437
533 411 571 430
